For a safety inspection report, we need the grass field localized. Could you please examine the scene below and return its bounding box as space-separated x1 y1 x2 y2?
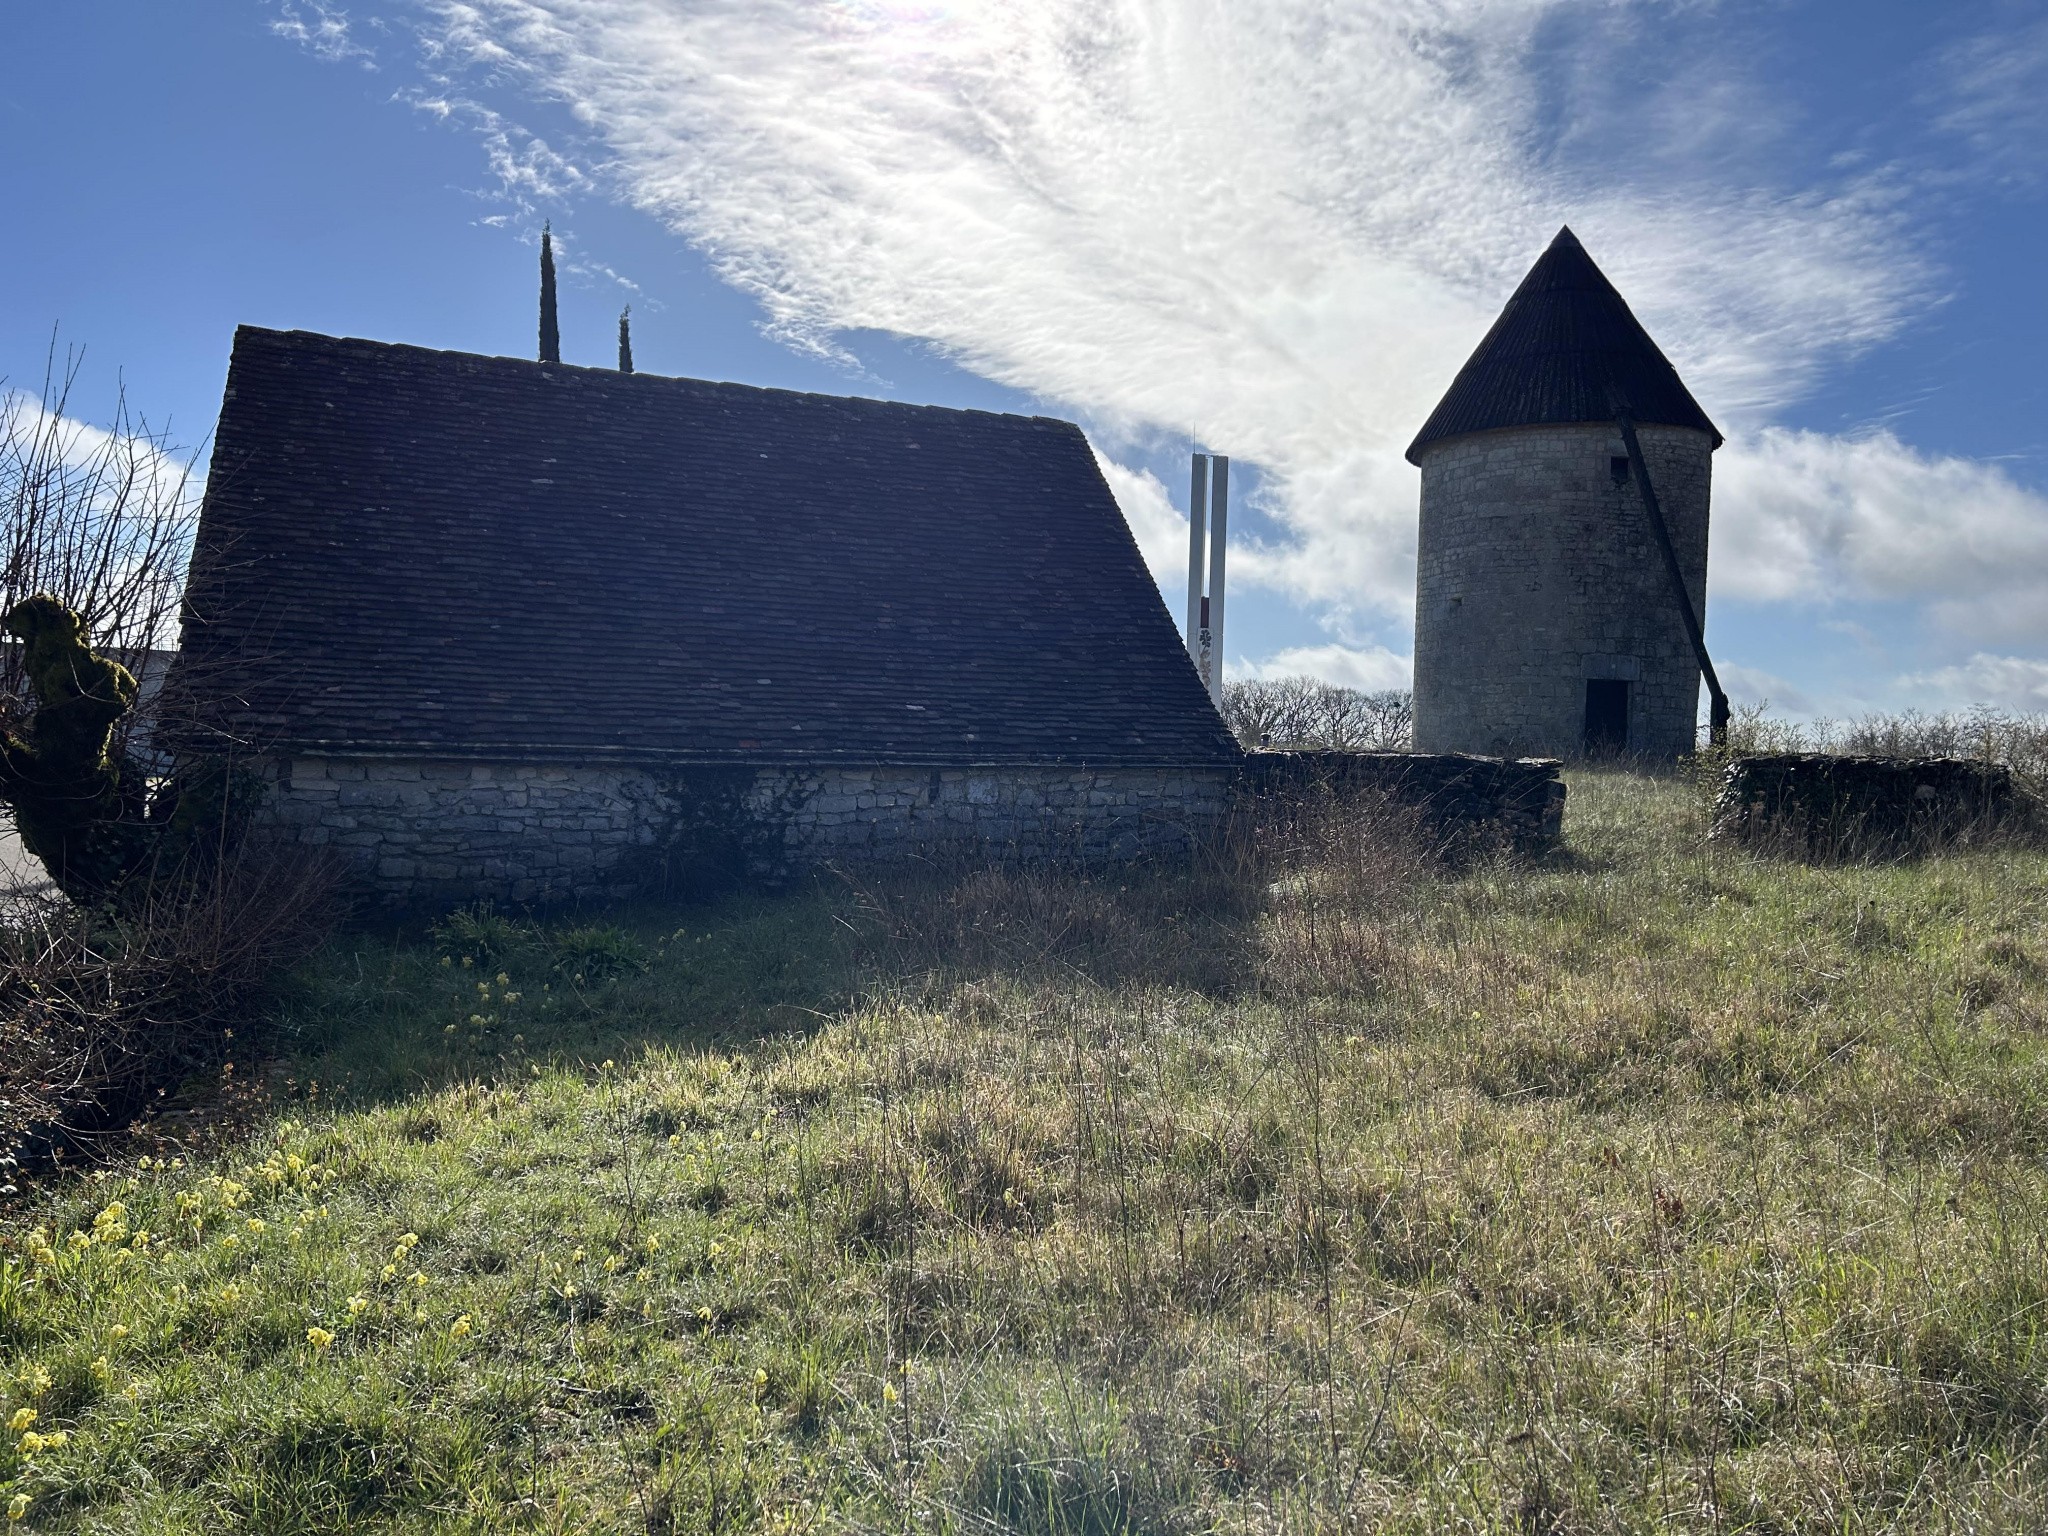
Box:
4 769 2047 1532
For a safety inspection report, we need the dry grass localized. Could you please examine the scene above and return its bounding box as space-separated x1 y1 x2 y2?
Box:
3 770 2047 1531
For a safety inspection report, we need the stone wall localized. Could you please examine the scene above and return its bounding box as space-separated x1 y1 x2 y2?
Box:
255 757 1234 910
1241 751 1566 854
1413 422 1713 760
1710 754 2037 859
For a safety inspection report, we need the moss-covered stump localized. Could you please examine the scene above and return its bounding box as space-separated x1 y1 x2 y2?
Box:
1710 752 2036 859
0 595 148 901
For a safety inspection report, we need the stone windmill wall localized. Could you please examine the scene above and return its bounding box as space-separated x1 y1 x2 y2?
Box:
1406 227 1721 761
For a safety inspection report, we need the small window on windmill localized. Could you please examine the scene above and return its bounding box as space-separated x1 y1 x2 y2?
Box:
1610 455 1631 485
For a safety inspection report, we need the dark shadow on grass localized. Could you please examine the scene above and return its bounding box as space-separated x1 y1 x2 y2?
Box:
264 878 875 1111
260 787 1520 1113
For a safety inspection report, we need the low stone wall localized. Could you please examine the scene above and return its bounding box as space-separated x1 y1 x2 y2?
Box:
254 757 1234 910
1239 751 1566 853
1710 754 2036 859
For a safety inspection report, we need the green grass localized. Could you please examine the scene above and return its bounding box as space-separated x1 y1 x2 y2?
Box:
6 769 2048 1531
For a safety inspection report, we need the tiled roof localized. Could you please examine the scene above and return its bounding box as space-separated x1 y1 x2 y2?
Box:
1406 226 1721 464
177 328 1240 768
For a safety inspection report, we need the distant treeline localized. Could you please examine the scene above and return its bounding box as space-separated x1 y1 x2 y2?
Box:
1221 677 1414 752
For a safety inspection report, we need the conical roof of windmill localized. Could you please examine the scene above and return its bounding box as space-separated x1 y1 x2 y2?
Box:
1405 226 1721 464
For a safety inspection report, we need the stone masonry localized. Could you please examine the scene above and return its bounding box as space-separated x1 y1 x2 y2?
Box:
1412 422 1712 760
257 758 1235 910
1242 750 1566 854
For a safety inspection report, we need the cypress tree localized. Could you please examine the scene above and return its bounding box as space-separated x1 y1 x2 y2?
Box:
538 222 561 364
618 307 634 373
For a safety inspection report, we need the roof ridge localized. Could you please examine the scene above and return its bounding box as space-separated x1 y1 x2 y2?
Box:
231 325 1073 429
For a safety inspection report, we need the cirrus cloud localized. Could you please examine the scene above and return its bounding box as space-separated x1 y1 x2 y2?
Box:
277 0 2048 706
396 0 1928 622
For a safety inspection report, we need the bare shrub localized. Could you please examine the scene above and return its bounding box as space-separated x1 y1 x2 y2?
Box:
0 849 338 1166
1221 676 1413 751
1720 702 2048 789
0 347 343 1163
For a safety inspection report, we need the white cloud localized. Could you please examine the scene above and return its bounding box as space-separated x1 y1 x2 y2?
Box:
1091 452 1186 592
1244 643 1412 693
1715 661 1817 717
271 1 376 65
1713 427 2048 642
1937 14 2048 187
1898 654 2048 714
0 390 194 517
397 0 1927 626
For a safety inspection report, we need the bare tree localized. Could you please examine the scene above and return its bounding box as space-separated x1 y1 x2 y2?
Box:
1 337 202 897
2 337 198 747
1222 676 1414 752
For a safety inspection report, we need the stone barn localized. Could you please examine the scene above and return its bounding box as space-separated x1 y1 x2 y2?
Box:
1407 227 1721 759
175 327 1242 908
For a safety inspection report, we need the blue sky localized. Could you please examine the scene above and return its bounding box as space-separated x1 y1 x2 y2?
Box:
7 0 2047 721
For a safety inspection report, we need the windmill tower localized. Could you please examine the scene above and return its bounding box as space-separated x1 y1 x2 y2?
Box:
1407 226 1724 759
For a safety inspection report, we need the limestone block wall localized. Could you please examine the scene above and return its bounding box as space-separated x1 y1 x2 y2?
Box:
1242 750 1566 853
255 757 1234 909
1413 422 1713 759
1710 754 2036 860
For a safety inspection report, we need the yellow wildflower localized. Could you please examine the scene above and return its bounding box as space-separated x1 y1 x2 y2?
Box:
93 1201 130 1241
347 1294 369 1318
20 1367 49 1398
409 1271 429 1289
570 1247 586 1264
110 1324 129 1340
8 1409 35 1433
8 1492 28 1521
883 1382 899 1404
306 1326 335 1350
90 1355 111 1382
602 1254 623 1273
754 1368 768 1387
246 1218 266 1235
449 1314 473 1339
495 972 510 987
380 1264 398 1283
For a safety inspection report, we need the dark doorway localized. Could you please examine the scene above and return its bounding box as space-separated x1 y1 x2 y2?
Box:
1584 680 1630 754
